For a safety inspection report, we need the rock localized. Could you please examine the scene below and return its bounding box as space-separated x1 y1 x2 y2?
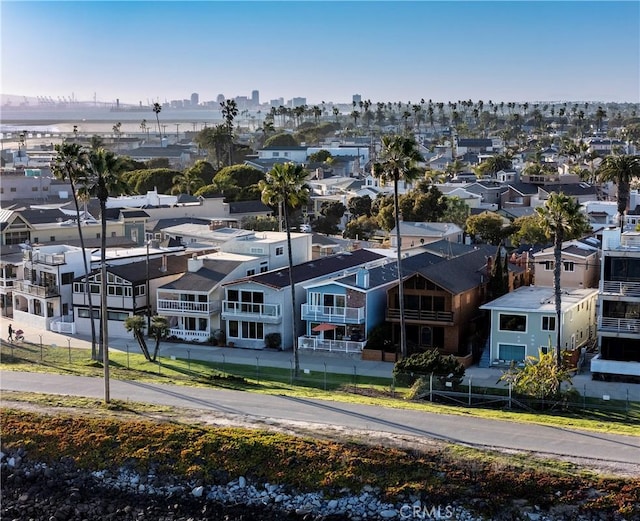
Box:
238 476 246 488
192 485 204 497
380 509 397 519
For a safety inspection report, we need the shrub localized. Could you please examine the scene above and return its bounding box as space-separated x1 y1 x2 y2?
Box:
393 349 465 387
364 323 394 352
264 332 282 350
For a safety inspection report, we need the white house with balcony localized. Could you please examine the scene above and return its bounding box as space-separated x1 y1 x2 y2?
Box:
13 245 90 331
299 259 396 354
591 228 640 381
0 245 24 318
220 249 386 350
73 254 188 338
157 252 268 342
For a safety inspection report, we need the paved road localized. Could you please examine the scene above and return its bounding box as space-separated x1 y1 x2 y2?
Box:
2 371 639 470
4 316 639 401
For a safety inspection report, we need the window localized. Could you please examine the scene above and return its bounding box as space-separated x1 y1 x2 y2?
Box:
563 261 574 272
78 308 100 319
499 313 527 332
73 282 85 293
544 261 554 271
229 320 239 337
107 311 129 321
246 269 256 276
227 289 239 302
498 343 526 362
541 316 556 331
10 187 16 192
276 246 284 256
50 236 55 242
241 321 264 339
61 272 74 285
32 187 39 192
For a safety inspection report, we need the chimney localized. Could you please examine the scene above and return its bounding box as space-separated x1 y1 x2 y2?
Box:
486 255 493 276
188 253 203 272
356 267 370 289
160 254 167 273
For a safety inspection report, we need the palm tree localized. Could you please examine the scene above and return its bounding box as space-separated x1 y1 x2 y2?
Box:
51 142 98 360
597 155 640 229
373 135 424 358
124 315 152 361
85 148 129 402
152 102 162 146
258 162 310 375
112 122 122 153
171 165 205 195
150 315 169 361
536 192 590 367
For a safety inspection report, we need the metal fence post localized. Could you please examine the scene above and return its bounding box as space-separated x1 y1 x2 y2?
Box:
429 373 433 402
290 359 293 386
468 376 472 406
256 357 260 384
126 344 130 369
68 338 71 365
324 362 327 391
222 353 226 376
187 349 191 371
583 384 586 410
508 382 512 409
353 365 357 389
39 335 43 361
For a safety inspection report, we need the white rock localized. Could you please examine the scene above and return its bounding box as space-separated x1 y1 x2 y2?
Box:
380 509 397 519
238 476 246 488
192 486 204 497
327 499 338 510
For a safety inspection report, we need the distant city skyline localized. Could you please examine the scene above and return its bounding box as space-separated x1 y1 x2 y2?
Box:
1 1 639 106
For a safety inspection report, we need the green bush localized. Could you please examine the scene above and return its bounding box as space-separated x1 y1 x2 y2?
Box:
393 349 465 387
264 332 282 350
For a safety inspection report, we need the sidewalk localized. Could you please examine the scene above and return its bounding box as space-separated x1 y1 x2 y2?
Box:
3 316 639 402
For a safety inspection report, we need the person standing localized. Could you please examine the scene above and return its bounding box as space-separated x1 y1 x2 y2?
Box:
8 323 13 342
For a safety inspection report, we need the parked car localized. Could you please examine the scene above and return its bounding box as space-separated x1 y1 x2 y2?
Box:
299 224 312 233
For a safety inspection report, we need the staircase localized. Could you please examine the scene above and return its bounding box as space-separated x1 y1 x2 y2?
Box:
478 337 491 368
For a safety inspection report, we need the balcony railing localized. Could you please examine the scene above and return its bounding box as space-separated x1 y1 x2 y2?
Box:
301 304 365 324
387 308 454 323
157 299 218 314
598 316 640 334
601 280 640 297
298 335 366 354
168 328 210 341
14 280 59 298
24 252 66 265
221 301 281 323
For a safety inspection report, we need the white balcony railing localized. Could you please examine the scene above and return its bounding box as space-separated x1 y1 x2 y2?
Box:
24 252 66 265
168 328 210 341
50 316 76 334
301 304 365 323
222 301 281 322
15 281 60 298
601 280 640 297
157 299 215 314
598 316 640 334
298 335 366 353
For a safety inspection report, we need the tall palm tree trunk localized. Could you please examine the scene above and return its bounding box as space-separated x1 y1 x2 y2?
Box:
100 198 110 403
284 199 299 375
69 179 98 360
394 176 408 359
554 230 563 367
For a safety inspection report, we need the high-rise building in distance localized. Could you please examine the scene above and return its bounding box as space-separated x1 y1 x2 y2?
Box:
191 92 199 107
251 90 259 106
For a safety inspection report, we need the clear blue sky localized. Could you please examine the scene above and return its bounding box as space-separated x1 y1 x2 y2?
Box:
2 1 638 105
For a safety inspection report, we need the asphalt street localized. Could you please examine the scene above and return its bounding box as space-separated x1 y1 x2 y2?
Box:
1 371 639 471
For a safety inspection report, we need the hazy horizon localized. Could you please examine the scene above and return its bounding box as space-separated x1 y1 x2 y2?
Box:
1 1 638 106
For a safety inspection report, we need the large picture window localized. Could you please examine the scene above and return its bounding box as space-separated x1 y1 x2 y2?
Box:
541 316 556 331
499 313 527 332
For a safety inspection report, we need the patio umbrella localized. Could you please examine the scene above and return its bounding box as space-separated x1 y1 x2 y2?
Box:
312 323 337 332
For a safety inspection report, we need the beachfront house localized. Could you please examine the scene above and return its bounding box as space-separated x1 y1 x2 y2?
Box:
480 286 598 365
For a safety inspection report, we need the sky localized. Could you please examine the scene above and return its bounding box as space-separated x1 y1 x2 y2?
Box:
1 1 639 106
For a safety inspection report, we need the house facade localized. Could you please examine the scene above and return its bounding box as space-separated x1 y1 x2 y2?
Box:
220 249 385 350
533 240 600 289
13 245 90 330
298 260 395 354
480 286 598 365
591 228 640 380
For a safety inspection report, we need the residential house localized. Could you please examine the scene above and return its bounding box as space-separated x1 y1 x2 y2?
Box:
465 181 509 209
13 245 91 330
298 258 396 354
0 244 24 318
0 169 71 203
500 183 538 209
480 286 598 364
156 252 257 341
73 253 188 338
389 222 463 249
385 245 501 360
532 239 600 289
125 146 191 168
456 138 494 155
538 183 598 205
256 146 308 163
220 249 386 350
591 228 640 380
